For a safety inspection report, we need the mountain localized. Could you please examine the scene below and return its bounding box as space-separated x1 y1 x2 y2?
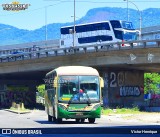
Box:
1 7 160 46
0 24 30 46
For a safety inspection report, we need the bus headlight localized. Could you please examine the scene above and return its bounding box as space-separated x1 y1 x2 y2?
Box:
58 104 67 110
92 104 100 111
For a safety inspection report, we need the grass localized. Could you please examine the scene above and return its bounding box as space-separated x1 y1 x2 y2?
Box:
101 107 160 123
102 107 140 115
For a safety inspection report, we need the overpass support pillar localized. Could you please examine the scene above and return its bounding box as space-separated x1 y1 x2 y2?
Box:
99 69 144 108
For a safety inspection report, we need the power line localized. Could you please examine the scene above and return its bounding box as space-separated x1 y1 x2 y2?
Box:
0 0 160 17
44 0 160 2
0 1 66 17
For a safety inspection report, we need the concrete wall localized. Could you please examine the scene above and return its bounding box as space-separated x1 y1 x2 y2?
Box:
0 80 40 108
101 69 144 108
0 69 145 109
0 39 59 50
141 25 160 41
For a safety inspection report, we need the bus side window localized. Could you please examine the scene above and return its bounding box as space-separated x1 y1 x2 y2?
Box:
45 76 49 90
110 20 121 28
61 40 64 46
49 75 51 89
114 30 123 40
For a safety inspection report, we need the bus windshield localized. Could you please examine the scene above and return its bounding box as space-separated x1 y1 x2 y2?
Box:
121 21 134 30
113 30 137 41
58 75 100 103
123 31 138 41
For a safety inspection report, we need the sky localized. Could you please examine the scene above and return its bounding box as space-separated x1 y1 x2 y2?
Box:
0 0 160 30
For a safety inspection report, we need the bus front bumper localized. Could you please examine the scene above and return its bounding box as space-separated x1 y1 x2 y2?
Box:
57 106 101 119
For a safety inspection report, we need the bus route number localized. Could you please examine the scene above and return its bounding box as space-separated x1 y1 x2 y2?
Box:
110 72 125 87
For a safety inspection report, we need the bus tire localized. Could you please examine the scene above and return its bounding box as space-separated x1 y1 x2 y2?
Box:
75 119 80 123
48 115 52 122
53 117 56 122
81 119 85 123
56 118 62 123
88 118 95 123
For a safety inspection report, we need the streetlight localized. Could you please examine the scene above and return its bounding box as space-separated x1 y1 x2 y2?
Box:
73 0 76 47
69 1 76 47
126 0 129 21
123 0 142 40
44 5 52 43
45 6 48 42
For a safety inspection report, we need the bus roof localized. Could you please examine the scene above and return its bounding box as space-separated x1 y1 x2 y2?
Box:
61 21 110 29
60 20 127 29
46 66 99 76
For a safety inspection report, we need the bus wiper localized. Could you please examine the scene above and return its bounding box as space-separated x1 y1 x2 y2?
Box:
68 96 73 105
68 93 79 105
85 92 91 106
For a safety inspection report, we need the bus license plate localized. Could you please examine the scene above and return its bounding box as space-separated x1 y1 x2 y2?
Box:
76 113 83 116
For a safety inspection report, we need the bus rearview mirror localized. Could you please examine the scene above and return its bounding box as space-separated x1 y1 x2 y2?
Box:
53 77 57 88
100 77 104 88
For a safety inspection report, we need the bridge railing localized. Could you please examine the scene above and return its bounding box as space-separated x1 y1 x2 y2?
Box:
0 39 160 62
0 39 59 56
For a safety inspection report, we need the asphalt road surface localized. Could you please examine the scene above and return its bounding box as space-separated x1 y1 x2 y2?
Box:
0 109 159 137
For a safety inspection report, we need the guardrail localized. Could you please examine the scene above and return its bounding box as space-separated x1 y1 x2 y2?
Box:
0 39 59 55
0 45 58 55
0 39 160 63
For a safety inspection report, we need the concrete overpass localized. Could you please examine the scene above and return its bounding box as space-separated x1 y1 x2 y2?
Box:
1 25 160 109
0 39 160 75
141 25 160 40
0 39 160 108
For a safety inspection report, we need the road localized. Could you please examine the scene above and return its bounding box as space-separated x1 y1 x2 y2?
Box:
0 109 159 137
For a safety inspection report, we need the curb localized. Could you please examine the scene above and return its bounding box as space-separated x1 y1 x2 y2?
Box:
4 109 31 114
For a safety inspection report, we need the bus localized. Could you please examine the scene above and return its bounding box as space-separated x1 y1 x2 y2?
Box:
45 66 104 123
60 20 139 48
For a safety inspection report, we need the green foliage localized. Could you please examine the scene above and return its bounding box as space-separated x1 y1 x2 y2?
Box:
7 86 29 92
144 73 160 94
132 106 139 111
102 107 140 115
37 84 45 97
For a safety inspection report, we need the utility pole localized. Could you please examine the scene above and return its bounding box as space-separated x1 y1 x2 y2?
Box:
73 0 76 47
124 0 142 40
45 6 48 42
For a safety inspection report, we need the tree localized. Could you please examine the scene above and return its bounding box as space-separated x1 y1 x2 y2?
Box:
37 84 45 97
144 73 160 94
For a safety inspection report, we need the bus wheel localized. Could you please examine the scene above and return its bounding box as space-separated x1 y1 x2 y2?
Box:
75 119 80 123
81 119 85 123
88 118 95 123
56 118 62 123
48 115 52 122
53 117 56 122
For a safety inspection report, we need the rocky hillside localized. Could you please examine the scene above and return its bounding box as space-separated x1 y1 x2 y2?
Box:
1 7 160 46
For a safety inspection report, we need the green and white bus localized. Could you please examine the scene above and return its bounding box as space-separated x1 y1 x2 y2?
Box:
45 66 104 123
